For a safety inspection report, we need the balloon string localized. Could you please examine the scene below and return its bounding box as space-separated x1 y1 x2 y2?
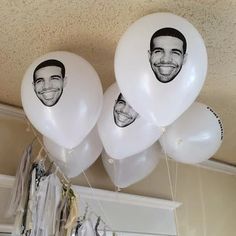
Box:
174 162 178 199
197 167 207 236
162 139 180 236
25 116 71 185
26 116 115 232
112 158 121 192
113 159 117 192
81 169 114 230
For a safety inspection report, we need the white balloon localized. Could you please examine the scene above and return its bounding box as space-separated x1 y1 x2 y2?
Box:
21 51 103 149
102 142 163 188
97 83 163 159
159 102 224 164
43 126 103 178
115 13 207 127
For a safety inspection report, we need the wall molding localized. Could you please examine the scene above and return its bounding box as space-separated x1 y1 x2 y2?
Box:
0 103 25 120
198 159 236 175
0 174 15 189
0 224 13 233
0 174 181 211
73 185 181 210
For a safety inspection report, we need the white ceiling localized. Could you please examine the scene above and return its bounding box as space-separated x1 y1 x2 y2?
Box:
0 0 235 164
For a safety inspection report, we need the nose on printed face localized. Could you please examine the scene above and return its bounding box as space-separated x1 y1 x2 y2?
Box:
160 53 172 63
43 79 52 89
120 104 130 113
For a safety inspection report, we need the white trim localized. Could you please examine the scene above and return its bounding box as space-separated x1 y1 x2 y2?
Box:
0 224 13 233
165 157 236 176
198 159 236 175
0 174 181 211
0 175 15 189
0 104 25 120
73 185 181 210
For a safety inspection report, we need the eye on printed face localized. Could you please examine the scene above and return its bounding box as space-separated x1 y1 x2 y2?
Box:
113 94 139 128
34 66 64 107
149 36 185 83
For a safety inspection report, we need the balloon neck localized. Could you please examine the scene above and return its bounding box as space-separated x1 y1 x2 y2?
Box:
116 186 121 192
108 158 114 164
177 139 183 145
161 127 166 132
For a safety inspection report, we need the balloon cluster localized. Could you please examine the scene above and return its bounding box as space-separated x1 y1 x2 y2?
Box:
21 13 223 188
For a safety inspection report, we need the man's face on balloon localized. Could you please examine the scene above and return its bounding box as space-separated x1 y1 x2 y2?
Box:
113 93 139 128
149 35 186 83
33 65 65 107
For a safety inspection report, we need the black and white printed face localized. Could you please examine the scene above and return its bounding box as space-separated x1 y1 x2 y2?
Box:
149 36 185 83
113 93 139 128
33 66 64 107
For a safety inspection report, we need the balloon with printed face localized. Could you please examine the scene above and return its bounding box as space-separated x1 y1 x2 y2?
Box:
159 102 224 164
21 51 103 149
102 142 163 188
115 13 208 127
43 126 103 178
97 83 163 159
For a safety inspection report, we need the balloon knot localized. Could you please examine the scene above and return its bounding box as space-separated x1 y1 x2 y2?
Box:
177 139 183 145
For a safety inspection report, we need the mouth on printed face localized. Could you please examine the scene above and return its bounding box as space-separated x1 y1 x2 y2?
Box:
40 90 60 100
117 112 132 122
157 64 177 75
39 88 60 99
